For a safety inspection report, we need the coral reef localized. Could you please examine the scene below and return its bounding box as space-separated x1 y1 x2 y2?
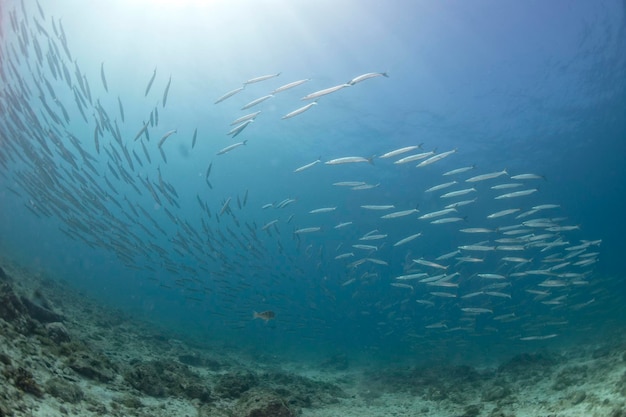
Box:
1 260 626 417
234 388 297 417
124 359 211 402
214 370 258 399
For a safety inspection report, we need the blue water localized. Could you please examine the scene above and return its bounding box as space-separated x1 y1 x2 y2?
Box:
0 0 625 366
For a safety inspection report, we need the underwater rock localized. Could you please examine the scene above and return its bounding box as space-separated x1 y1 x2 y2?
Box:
8 367 43 398
463 403 482 417
178 353 204 367
118 395 144 409
124 359 211 401
260 371 346 408
197 404 232 417
482 384 511 402
178 353 224 370
569 389 586 405
552 365 588 391
617 370 626 396
44 377 84 403
0 283 27 322
0 352 11 366
497 352 559 386
0 283 37 336
0 266 9 281
610 408 626 417
45 322 71 344
20 295 64 323
498 352 559 374
67 351 116 383
234 388 297 417
214 371 258 399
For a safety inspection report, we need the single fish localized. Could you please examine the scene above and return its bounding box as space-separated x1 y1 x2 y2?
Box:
253 310 276 322
461 308 493 314
431 217 465 224
100 62 108 92
394 151 434 164
440 188 477 199
494 189 538 199
352 244 377 251
416 149 457 168
381 208 419 219
511 173 545 180
157 129 177 148
393 232 422 247
465 169 508 183
294 227 321 234
241 94 274 110
334 222 353 229
491 183 523 190
325 156 373 165
460 228 494 233
352 183 379 190
215 86 244 104
272 78 310 94
477 273 506 279
532 204 560 210
425 181 457 193
217 140 248 155
361 204 395 210
395 272 428 280
145 67 157 96
445 198 477 208
419 208 457 220
459 245 496 251
301 83 351 100
309 207 336 214
245 73 281 85
390 283 413 290
117 96 124 122
379 145 421 159
162 75 172 107
294 158 321 173
219 197 231 216
486 208 520 219
443 165 475 176
191 128 198 149
282 102 317 119
333 181 366 187
231 111 261 125
413 258 448 270
348 72 388 85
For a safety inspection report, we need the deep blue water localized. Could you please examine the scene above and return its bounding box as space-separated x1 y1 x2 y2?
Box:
0 0 625 366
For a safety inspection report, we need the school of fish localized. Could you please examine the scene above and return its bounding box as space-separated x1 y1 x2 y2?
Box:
0 1 606 349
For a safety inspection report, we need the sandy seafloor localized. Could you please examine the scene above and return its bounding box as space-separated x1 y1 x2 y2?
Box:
1 258 625 417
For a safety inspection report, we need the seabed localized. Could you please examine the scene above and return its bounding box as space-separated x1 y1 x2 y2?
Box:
0 259 624 417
